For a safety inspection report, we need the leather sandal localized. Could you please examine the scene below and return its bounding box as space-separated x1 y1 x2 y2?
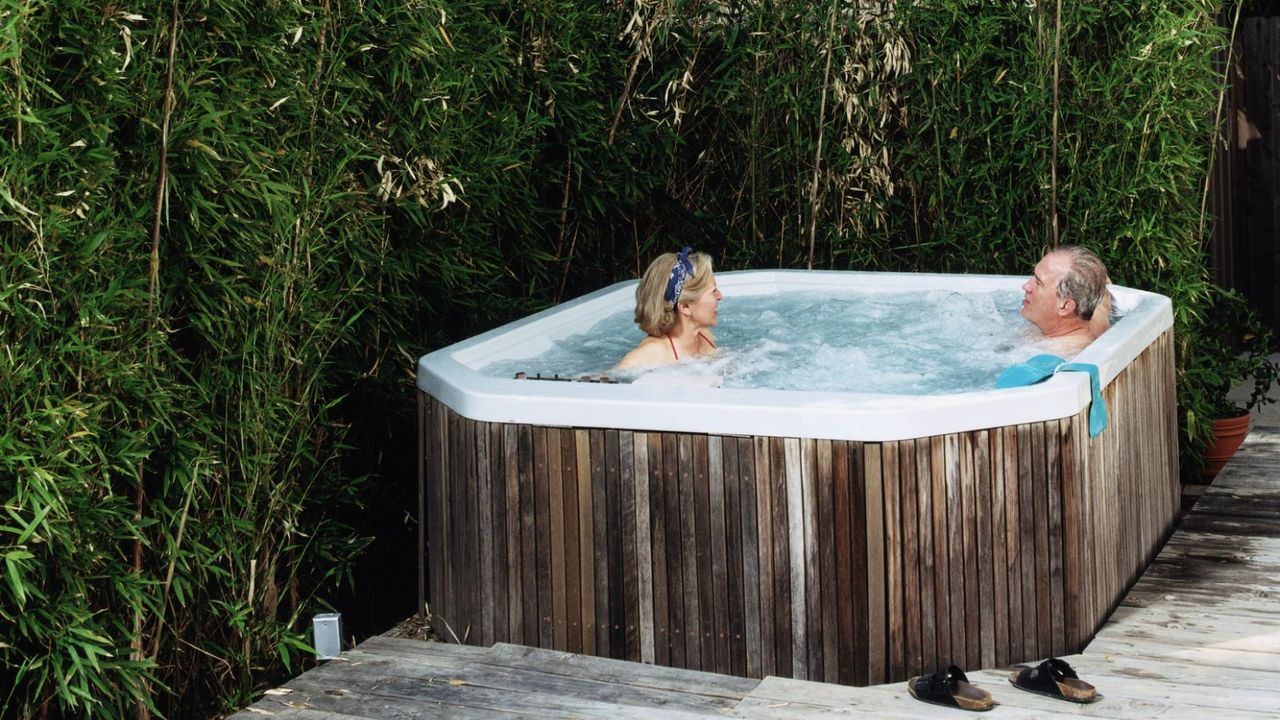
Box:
1008 657 1097 703
908 664 994 711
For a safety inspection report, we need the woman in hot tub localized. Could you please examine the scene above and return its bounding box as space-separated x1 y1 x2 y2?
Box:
618 247 722 369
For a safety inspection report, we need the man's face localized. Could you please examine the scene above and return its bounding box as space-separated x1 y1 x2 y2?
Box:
1021 252 1072 329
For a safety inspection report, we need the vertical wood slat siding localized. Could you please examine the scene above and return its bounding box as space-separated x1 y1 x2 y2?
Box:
959 433 980 669
417 392 428 624
647 433 669 667
818 441 838 684
1001 425 1022 665
426 398 443 633
489 424 509 643
913 440 937 672
533 427 552 649
943 435 966 668
420 330 1178 685
778 438 798 676
620 430 639 662
633 432 653 664
518 425 536 646
606 432 626 655
663 432 685 667
562 429 582 653
548 428 566 652
575 430 596 655
719 437 745 677
601 431 619 657
898 441 921 681
692 435 714 671
989 429 1009 667
708 436 730 676
502 426 520 642
676 435 696 667
769 436 792 676
1058 418 1080 651
476 421 494 647
739 438 763 678
830 441 853 685
1030 421 1051 661
882 440 902 682
928 436 949 671
850 441 869 686
752 436 775 677
974 431 995 669
863 444 886 684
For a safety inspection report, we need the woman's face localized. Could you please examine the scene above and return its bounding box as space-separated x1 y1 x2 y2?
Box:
683 275 722 328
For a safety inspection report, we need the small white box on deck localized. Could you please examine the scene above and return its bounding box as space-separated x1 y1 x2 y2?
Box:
312 612 343 660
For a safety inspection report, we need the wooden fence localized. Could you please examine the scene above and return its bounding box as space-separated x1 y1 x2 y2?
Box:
1209 14 1280 334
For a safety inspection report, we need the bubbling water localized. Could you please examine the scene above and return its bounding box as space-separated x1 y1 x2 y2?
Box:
481 288 1050 395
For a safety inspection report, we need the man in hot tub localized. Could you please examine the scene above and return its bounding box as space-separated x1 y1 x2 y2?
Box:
1020 245 1112 358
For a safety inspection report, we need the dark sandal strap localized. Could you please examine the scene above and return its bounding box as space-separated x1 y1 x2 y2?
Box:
910 665 992 710
1011 658 1096 702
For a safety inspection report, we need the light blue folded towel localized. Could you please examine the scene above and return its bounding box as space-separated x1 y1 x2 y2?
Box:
996 354 1108 437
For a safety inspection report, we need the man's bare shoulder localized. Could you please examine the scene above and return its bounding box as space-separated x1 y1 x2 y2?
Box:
1035 333 1092 360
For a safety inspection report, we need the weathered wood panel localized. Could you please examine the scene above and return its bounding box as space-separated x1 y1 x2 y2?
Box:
1229 17 1280 335
419 330 1178 685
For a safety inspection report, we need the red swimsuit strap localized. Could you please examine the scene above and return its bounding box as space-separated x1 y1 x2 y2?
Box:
668 332 715 360
669 332 715 360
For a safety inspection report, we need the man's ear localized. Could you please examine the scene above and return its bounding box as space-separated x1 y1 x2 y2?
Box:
1059 298 1077 317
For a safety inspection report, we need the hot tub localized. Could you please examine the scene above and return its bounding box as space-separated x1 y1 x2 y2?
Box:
416 270 1178 685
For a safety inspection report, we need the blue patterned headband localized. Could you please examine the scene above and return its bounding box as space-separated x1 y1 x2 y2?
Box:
663 247 694 303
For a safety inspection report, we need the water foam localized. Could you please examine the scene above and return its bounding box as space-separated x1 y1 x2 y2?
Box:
481 288 1073 395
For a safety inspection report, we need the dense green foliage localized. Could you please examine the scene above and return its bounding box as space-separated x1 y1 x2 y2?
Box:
1 0 1243 716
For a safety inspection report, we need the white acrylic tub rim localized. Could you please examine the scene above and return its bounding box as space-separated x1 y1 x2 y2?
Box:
416 269 1173 442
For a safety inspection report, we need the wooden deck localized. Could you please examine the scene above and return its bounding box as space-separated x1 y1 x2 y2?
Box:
232 419 1280 718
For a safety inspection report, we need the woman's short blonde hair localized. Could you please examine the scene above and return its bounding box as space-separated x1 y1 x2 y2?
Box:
634 249 714 337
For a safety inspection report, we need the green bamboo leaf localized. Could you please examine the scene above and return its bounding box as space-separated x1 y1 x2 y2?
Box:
15 504 52 544
6 556 27 607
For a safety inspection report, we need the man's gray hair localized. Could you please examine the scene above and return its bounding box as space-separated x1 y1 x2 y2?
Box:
1053 245 1108 321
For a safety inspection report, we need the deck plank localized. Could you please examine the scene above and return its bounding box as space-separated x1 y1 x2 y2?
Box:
279 662 729 719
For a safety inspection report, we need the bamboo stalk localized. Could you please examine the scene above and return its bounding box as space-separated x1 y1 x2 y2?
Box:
555 151 575 302
147 464 198 661
609 7 655 146
148 0 179 312
134 4 180 718
806 0 840 270
1049 0 1062 248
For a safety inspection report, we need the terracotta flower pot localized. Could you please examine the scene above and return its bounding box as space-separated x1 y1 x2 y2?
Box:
1201 412 1252 480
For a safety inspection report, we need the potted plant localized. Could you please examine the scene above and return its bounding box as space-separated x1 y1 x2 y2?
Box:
1183 286 1279 479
